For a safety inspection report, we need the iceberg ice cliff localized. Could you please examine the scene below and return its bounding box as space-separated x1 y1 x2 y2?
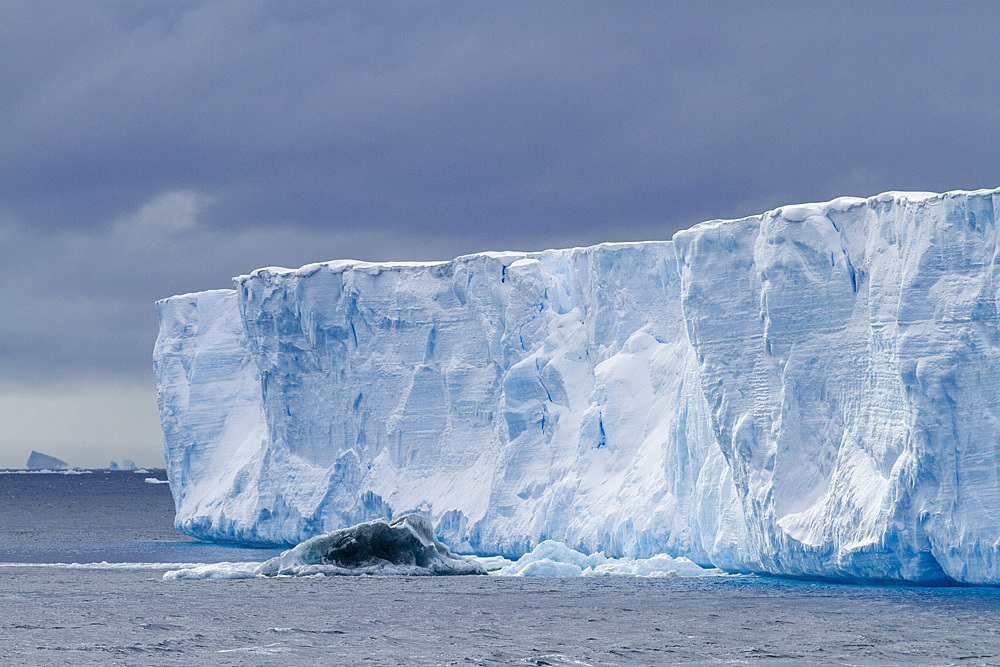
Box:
154 188 1000 584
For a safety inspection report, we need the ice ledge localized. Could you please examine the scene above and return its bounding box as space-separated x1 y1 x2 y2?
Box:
154 288 235 307
233 242 669 282
771 187 999 222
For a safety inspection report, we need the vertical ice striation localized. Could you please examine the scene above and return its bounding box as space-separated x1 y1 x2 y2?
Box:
154 188 1000 583
674 188 1000 583
153 290 270 542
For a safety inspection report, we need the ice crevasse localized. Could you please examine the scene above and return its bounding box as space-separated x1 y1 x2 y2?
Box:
153 187 1000 584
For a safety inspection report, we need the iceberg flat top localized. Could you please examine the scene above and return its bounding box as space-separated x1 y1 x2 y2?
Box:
151 188 1000 305
233 242 672 282
155 287 241 307
226 188 1000 284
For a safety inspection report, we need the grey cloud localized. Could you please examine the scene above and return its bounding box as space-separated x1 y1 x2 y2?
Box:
3 1 998 240
1 0 999 390
1 193 545 387
1 1 998 466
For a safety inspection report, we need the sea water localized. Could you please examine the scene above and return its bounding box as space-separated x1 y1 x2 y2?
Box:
3 472 1000 664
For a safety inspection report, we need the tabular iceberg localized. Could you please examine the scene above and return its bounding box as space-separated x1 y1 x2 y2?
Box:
154 187 1000 584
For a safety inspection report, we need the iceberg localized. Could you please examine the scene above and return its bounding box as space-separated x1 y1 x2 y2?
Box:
26 450 68 470
255 514 484 577
163 514 484 579
154 187 1000 584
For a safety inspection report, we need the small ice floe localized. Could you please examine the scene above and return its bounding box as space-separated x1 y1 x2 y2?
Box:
163 514 486 580
144 478 170 484
163 561 260 580
495 540 726 578
468 555 515 572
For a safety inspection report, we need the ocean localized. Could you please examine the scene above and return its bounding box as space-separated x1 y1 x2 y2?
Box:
2 471 1000 665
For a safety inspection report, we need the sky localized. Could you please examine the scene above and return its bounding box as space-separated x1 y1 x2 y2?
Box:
1 1 998 468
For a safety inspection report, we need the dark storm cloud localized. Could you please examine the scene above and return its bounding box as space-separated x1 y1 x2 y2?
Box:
4 1 998 237
1 0 999 390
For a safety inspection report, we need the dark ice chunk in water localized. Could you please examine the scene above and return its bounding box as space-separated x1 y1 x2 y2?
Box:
256 514 485 576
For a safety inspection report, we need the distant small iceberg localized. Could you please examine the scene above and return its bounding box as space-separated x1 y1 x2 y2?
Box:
108 459 137 471
26 450 68 470
144 478 170 485
164 514 486 580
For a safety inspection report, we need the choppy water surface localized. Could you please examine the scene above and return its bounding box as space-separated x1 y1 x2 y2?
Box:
0 470 279 564
3 472 1000 665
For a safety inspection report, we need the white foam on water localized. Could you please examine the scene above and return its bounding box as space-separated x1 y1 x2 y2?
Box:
216 643 287 655
0 469 93 475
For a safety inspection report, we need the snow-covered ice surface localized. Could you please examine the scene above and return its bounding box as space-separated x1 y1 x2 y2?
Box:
154 187 1000 584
